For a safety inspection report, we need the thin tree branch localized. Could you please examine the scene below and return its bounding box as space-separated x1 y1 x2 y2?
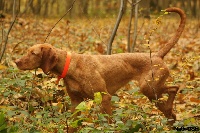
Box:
128 0 142 6
0 21 4 51
22 0 33 14
44 0 77 43
107 0 125 55
0 12 18 62
79 4 106 47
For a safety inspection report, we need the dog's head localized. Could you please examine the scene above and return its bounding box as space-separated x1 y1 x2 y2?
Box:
15 44 58 74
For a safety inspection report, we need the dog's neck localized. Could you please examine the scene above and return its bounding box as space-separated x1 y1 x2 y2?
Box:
51 49 68 76
51 49 78 79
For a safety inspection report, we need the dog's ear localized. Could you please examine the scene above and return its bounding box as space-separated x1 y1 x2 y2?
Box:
40 46 58 74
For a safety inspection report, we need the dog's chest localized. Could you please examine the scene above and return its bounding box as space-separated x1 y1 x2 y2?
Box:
68 86 93 99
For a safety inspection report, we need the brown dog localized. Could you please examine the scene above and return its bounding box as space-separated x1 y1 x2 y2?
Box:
15 7 185 131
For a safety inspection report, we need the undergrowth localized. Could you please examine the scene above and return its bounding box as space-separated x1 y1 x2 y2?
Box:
0 67 199 132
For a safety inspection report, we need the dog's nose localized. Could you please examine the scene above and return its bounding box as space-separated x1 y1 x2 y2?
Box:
15 59 21 65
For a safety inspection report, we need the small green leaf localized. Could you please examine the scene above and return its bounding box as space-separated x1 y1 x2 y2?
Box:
70 118 84 128
164 12 169 15
116 48 123 53
7 125 18 132
94 92 102 104
130 123 144 132
128 87 139 94
183 118 196 125
111 96 119 102
75 101 86 111
7 111 15 117
0 112 7 132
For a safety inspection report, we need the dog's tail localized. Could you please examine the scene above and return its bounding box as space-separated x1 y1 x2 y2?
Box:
156 7 186 58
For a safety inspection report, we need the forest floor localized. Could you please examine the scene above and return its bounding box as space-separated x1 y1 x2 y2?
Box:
0 15 199 132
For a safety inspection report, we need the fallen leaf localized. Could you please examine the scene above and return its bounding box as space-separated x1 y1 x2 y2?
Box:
0 64 7 70
190 97 200 103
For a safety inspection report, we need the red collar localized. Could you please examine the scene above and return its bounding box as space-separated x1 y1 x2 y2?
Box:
56 52 71 84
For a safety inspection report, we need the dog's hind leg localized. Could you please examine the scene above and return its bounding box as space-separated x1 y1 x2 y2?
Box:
139 74 178 124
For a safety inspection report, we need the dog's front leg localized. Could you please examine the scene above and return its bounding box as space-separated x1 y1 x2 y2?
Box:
101 93 112 123
67 98 83 133
66 90 83 133
68 99 83 133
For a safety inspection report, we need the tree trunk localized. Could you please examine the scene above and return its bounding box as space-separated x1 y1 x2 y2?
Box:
192 0 197 17
13 0 16 20
66 0 73 17
131 0 139 52
107 0 124 55
141 0 150 18
43 0 48 17
29 0 35 14
82 0 89 15
127 0 134 52
35 0 41 15
56 0 59 15
0 0 5 11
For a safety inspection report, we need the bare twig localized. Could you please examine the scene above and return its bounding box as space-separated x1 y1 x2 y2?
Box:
0 12 18 62
107 0 124 55
44 0 76 43
128 0 142 6
147 11 167 101
27 69 37 117
22 0 33 14
79 5 106 46
0 20 4 51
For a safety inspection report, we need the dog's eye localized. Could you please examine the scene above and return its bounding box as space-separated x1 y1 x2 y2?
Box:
31 51 36 55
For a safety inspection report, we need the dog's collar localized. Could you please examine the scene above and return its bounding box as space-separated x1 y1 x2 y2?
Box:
56 52 71 84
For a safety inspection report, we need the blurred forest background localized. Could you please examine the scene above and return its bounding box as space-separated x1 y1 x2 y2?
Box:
0 0 199 18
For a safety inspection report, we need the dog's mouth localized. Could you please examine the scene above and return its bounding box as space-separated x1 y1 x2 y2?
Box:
15 59 23 68
15 60 27 70
15 59 33 70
